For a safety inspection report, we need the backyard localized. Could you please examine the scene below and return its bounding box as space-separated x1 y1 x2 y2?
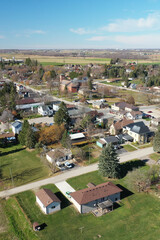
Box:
1 164 160 240
0 144 50 190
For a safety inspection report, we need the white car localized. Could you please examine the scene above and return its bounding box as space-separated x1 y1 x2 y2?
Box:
65 162 74 169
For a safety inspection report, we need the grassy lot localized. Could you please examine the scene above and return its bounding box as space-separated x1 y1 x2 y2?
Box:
1 197 38 240
0 144 50 190
101 80 123 87
123 144 137 152
2 164 160 240
132 142 153 149
117 89 151 105
149 153 160 162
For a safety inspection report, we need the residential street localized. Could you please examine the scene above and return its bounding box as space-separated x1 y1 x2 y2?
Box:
0 147 154 198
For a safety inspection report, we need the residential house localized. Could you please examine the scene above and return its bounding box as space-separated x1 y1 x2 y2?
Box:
36 188 61 214
109 118 134 135
38 105 53 116
116 134 133 143
123 121 150 143
70 182 122 214
60 80 79 93
46 148 72 164
96 136 119 148
111 102 139 112
151 117 160 127
92 100 108 109
11 121 22 134
52 101 61 112
126 111 143 120
16 99 44 110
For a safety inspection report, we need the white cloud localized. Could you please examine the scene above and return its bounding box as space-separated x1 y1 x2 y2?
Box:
88 33 160 48
70 28 95 35
114 34 160 48
87 36 110 41
102 13 160 32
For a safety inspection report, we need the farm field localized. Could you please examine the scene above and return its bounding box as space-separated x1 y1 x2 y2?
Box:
2 53 160 65
0 144 50 190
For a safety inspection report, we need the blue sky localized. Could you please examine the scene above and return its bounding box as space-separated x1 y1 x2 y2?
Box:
1 0 160 49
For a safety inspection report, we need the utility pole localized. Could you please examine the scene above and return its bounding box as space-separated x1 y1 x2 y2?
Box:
10 168 14 187
89 148 91 164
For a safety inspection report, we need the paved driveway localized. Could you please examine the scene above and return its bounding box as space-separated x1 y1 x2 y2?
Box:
55 181 75 201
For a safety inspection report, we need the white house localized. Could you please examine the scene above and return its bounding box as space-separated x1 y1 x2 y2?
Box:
126 111 143 120
53 101 61 111
36 188 61 214
46 148 72 164
70 182 122 214
38 105 53 116
11 121 22 134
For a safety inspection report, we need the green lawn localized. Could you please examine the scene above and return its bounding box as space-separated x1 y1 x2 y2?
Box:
1 197 38 240
2 167 160 240
123 144 137 152
0 144 50 190
149 153 160 162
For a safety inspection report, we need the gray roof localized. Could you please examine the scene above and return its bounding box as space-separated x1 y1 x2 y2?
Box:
104 136 119 144
12 121 22 128
125 121 150 134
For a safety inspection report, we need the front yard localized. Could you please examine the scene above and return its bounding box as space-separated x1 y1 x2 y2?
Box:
0 144 50 190
1 166 160 240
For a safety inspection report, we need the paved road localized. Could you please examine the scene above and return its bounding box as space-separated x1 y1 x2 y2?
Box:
0 147 154 198
28 116 54 125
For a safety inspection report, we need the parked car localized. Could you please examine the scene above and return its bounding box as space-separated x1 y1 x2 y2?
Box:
148 111 153 113
66 191 72 198
65 162 74 169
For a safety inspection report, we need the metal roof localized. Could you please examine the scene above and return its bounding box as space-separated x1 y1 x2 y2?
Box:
70 133 85 140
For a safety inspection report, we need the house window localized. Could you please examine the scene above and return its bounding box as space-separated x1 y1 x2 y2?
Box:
115 198 118 201
51 206 55 209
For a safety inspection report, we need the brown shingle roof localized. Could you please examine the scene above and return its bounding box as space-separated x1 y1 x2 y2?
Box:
70 182 122 205
0 132 14 139
130 111 142 117
113 118 134 130
36 189 61 207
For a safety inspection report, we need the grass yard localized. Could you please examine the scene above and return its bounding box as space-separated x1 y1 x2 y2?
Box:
2 166 160 240
149 153 160 162
123 144 137 152
0 144 50 190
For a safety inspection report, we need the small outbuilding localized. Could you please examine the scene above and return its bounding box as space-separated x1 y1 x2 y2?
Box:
33 222 41 231
36 188 61 214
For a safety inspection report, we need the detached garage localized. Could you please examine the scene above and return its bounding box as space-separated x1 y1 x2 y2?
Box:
36 188 61 214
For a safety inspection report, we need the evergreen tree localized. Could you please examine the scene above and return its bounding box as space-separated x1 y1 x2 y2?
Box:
98 144 120 178
153 128 160 152
26 126 36 149
88 79 93 90
61 130 71 148
54 102 71 128
18 120 30 145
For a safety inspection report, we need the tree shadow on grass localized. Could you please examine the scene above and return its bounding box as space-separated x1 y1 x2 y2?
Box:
117 184 133 200
4 167 42 182
55 191 71 209
119 160 145 178
0 147 25 157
